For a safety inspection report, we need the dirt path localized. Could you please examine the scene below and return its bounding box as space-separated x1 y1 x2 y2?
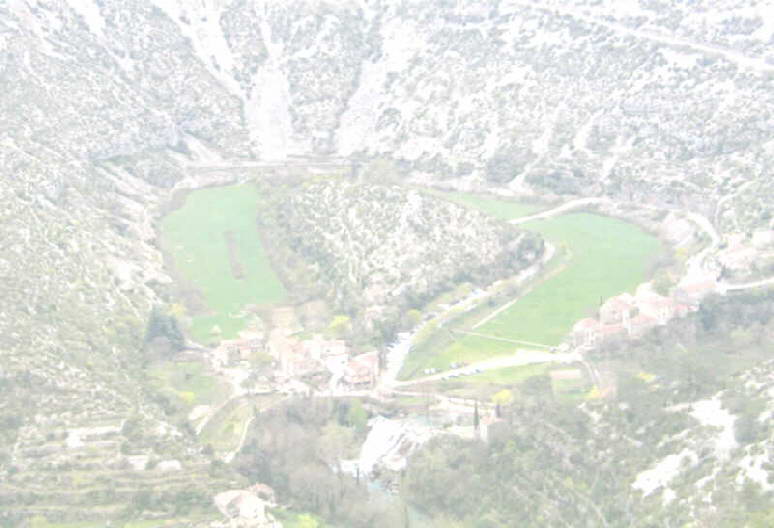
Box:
722 276 774 292
223 413 254 463
504 1 774 74
452 329 553 350
472 241 557 330
392 349 582 387
509 197 612 226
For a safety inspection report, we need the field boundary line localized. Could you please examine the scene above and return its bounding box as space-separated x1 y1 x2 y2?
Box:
452 329 553 350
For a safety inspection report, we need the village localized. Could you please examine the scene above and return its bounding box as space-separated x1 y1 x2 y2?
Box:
207 307 380 399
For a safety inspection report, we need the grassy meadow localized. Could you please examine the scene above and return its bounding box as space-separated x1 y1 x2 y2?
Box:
147 360 228 407
400 199 663 379
160 184 285 343
475 212 663 345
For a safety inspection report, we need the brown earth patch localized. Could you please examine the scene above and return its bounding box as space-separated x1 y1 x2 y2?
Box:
224 230 245 279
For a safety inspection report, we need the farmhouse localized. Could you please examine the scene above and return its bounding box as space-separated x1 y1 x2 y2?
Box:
344 352 380 387
674 276 717 308
212 330 265 368
599 323 627 342
635 293 675 325
626 313 658 338
572 318 601 348
599 294 634 325
480 413 508 443
301 334 349 361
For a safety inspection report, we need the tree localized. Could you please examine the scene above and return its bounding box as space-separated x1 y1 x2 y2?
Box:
652 271 674 296
346 400 368 432
143 305 185 355
491 389 514 406
296 514 320 528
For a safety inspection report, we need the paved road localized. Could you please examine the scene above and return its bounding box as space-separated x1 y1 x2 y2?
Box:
722 276 774 292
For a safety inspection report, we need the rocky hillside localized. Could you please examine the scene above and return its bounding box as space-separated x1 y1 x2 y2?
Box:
260 181 543 337
1 0 772 522
3 0 772 225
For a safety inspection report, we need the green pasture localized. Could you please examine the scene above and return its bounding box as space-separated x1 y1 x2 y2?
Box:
401 199 663 379
200 402 252 453
160 184 285 342
476 212 662 345
459 363 550 384
147 361 227 407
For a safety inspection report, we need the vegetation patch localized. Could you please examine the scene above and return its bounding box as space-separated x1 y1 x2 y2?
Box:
476 212 663 345
147 360 228 407
400 206 662 378
200 401 252 453
422 189 544 220
459 363 551 384
160 184 286 343
257 180 543 345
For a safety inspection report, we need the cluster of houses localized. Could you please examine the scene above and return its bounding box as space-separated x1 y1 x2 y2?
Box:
571 276 718 350
210 325 380 391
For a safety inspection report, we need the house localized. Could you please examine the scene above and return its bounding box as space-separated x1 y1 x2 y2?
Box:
214 489 276 526
301 335 348 361
572 318 601 348
673 277 717 308
218 332 263 361
635 294 675 325
280 345 323 379
599 323 627 342
626 313 658 338
248 483 277 507
213 331 265 368
599 294 635 325
344 352 380 387
480 412 508 443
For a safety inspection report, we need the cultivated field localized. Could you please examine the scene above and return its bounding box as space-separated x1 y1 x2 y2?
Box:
160 184 286 342
474 212 663 345
401 201 663 378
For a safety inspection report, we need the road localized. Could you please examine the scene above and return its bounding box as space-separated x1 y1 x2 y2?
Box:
503 1 774 74
722 276 774 292
392 349 582 387
509 197 612 225
472 241 557 329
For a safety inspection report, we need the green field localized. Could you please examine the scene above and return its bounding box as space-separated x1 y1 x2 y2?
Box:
401 204 663 378
160 184 285 342
476 212 662 344
147 360 227 407
29 518 219 528
200 401 252 453
459 363 551 384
